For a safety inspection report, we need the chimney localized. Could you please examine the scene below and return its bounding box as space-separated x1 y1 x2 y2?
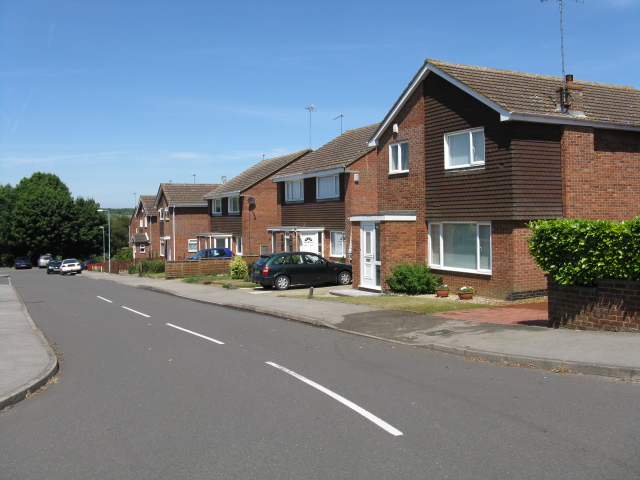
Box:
557 74 585 116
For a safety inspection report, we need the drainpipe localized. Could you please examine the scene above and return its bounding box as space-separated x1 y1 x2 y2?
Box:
172 206 176 261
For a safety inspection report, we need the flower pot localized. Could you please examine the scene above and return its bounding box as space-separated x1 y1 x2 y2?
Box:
435 289 450 297
457 292 473 300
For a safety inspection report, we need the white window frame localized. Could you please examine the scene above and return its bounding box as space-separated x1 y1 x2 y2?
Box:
235 236 243 255
159 208 164 221
212 199 222 216
330 231 346 258
316 174 340 200
139 217 143 227
188 239 197 253
159 237 165 257
285 180 304 202
444 127 485 170
228 196 240 214
389 141 409 174
140 244 146 254
429 221 492 274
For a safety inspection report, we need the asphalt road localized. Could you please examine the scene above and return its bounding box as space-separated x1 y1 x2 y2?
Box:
2 268 640 479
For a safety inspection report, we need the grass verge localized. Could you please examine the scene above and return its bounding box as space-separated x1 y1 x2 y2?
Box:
292 294 499 314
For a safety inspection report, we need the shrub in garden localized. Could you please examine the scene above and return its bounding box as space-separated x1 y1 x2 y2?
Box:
128 259 166 275
230 256 248 279
386 262 442 295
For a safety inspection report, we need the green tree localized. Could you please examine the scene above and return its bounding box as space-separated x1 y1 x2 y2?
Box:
110 214 131 255
0 184 16 265
10 172 75 259
68 197 104 260
6 172 105 262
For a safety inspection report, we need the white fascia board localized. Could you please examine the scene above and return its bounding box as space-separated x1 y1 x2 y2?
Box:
204 190 241 200
504 112 640 132
350 214 417 222
272 167 345 183
267 226 326 232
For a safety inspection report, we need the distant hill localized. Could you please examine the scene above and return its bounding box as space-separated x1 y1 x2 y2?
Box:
107 208 134 216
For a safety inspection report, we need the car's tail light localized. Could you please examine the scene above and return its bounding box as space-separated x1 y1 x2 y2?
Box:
262 266 270 276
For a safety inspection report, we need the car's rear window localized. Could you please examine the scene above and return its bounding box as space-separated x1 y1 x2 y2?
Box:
254 256 270 267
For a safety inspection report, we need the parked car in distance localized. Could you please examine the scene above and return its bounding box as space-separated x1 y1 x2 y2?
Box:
250 252 352 290
60 258 82 275
186 248 234 261
14 256 32 269
38 254 52 268
81 259 101 270
47 259 62 274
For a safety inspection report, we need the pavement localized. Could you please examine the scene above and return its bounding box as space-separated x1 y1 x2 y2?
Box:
3 271 640 411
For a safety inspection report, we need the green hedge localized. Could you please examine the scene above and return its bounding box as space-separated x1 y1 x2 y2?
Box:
528 218 640 286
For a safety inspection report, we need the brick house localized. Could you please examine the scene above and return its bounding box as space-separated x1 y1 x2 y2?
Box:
350 59 640 298
153 183 219 260
129 195 157 259
270 124 380 261
202 150 310 255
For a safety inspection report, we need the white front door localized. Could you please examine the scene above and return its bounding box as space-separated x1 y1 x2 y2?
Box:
361 222 380 289
299 231 319 253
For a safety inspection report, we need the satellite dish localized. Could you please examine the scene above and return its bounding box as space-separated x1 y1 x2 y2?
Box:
247 197 255 205
221 176 227 184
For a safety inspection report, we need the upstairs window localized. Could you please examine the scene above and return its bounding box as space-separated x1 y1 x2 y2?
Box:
212 199 222 215
285 180 304 202
158 208 164 221
228 197 240 214
389 141 409 174
317 174 340 200
444 128 485 169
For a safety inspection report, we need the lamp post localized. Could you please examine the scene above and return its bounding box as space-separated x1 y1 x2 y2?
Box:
100 226 105 266
97 209 111 273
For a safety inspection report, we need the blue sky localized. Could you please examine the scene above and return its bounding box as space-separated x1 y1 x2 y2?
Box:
2 0 639 208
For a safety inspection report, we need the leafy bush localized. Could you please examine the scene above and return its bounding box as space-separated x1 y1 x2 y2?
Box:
230 256 248 279
386 262 442 295
128 259 166 275
528 218 640 286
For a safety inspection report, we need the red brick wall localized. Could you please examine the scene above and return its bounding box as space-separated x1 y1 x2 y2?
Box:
170 207 210 260
548 277 640 331
562 126 640 220
242 180 281 256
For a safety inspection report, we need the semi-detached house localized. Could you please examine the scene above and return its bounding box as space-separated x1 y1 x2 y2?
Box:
350 59 640 299
202 150 310 256
154 183 218 260
270 123 380 261
130 195 157 259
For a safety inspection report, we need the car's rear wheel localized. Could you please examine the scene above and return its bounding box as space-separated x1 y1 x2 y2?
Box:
274 275 290 290
337 270 352 285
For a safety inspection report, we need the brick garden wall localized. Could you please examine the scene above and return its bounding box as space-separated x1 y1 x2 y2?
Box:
548 277 640 331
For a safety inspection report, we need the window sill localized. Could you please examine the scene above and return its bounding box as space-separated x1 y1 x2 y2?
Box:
429 265 492 276
388 171 409 177
444 165 485 172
